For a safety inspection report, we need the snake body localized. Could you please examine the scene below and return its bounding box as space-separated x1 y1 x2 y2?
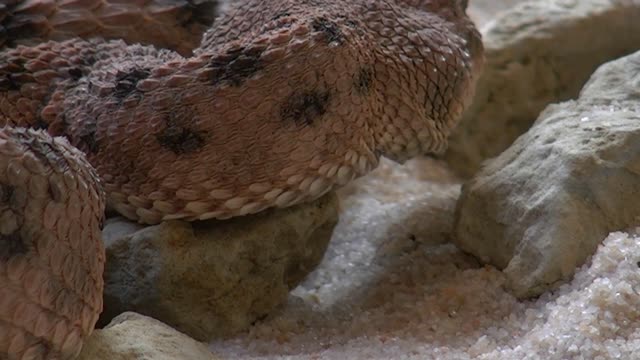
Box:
0 0 483 358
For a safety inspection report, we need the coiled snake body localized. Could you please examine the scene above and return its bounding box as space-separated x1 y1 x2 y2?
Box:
0 0 483 358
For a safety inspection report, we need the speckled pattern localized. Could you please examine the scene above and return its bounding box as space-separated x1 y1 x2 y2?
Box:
0 0 483 358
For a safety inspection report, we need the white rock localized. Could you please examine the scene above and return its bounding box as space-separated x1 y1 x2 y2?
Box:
446 0 640 177
78 312 218 360
454 49 640 298
467 0 527 27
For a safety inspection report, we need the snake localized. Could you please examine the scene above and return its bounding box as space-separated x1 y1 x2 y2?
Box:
0 0 483 358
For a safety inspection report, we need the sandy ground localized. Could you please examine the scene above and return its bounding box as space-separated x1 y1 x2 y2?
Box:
210 158 640 359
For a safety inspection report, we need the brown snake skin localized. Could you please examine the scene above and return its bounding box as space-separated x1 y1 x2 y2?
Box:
0 0 483 358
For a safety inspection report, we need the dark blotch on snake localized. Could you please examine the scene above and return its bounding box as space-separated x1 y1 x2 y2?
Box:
0 183 14 203
281 90 331 126
79 130 99 154
33 118 49 130
312 17 344 45
354 67 373 94
68 67 83 80
156 112 206 155
0 232 27 261
271 10 292 21
0 74 19 91
208 45 264 86
48 182 63 203
73 114 100 154
0 58 26 91
113 68 150 100
81 55 97 67
0 183 25 261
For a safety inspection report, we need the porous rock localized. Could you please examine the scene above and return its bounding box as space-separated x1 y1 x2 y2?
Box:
446 0 640 177
77 312 219 360
454 49 640 298
99 193 338 340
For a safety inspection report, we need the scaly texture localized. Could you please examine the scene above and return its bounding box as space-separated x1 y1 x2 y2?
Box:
0 0 483 358
0 128 105 359
0 0 218 56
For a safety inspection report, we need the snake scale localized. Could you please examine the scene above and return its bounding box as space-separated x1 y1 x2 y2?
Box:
0 0 483 358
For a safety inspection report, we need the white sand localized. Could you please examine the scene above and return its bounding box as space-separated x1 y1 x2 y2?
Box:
210 158 640 359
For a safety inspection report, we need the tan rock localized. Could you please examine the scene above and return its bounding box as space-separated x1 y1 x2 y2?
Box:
78 312 219 360
454 49 640 298
99 193 338 340
445 0 640 177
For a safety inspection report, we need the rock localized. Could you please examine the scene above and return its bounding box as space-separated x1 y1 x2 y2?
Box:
99 193 339 340
78 312 218 360
467 0 527 27
445 0 640 177
453 49 640 299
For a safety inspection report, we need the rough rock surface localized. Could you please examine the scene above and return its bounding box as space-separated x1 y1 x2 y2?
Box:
467 0 526 27
99 193 338 340
78 312 218 360
445 0 640 177
454 49 640 298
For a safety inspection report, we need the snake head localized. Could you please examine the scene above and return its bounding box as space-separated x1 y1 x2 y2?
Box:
368 0 484 163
